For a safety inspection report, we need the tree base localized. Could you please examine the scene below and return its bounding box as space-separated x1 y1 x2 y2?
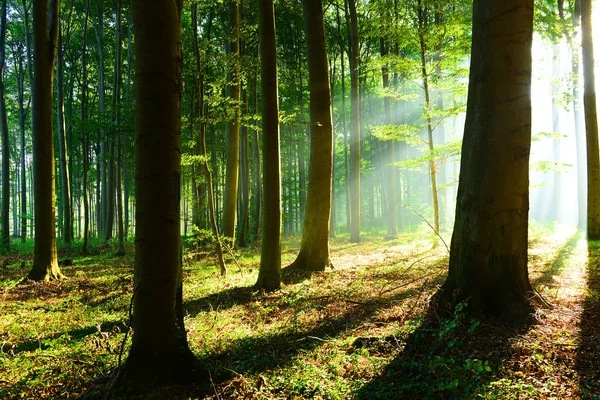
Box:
119 342 203 390
289 252 331 273
26 264 65 281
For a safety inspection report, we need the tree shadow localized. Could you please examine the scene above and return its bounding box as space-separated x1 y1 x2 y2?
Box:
575 241 600 398
184 285 259 316
532 231 581 289
353 303 536 399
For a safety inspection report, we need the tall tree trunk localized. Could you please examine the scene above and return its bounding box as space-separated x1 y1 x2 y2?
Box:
417 1 440 238
57 30 72 244
0 0 9 252
124 16 132 239
337 6 350 233
436 0 536 315
251 53 261 238
223 0 241 247
123 0 196 386
28 0 64 281
96 4 107 239
81 0 90 254
254 0 282 290
15 40 27 243
291 0 334 272
238 87 250 247
348 0 361 243
192 3 226 276
114 0 125 256
380 37 396 237
581 0 600 239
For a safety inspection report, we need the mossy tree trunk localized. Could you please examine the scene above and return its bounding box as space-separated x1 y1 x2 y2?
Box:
28 0 64 281
123 0 196 386
254 0 282 290
435 0 536 315
290 0 333 272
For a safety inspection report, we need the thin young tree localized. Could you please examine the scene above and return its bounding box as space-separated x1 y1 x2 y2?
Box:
28 0 64 281
290 0 333 272
435 0 538 314
348 0 361 243
581 0 600 239
254 0 282 290
123 0 197 386
0 0 10 252
81 0 90 254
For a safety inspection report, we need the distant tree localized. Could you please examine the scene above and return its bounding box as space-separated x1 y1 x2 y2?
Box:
28 0 64 281
254 0 282 290
348 0 361 243
581 0 600 239
123 0 196 385
290 0 333 272
435 0 537 314
0 0 9 253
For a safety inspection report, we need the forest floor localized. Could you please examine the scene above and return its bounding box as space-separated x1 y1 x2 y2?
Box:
0 226 599 399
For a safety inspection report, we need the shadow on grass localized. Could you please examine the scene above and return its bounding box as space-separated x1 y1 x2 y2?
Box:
353 304 535 399
532 231 581 288
576 241 600 398
7 320 127 356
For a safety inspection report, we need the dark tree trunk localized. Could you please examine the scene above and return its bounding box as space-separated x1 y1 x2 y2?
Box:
348 0 360 243
57 30 72 244
435 0 536 315
123 0 197 387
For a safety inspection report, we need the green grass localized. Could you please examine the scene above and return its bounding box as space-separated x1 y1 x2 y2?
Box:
1 231 599 399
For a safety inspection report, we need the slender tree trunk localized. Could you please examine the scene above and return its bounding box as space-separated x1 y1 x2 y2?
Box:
81 0 90 254
238 87 250 247
123 0 197 387
96 4 107 239
380 37 396 237
57 30 72 244
251 53 261 238
15 41 27 243
223 0 241 246
192 3 226 276
291 0 334 272
0 0 9 252
581 0 600 239
124 16 132 239
28 0 64 281
114 0 125 256
417 1 440 238
337 6 350 233
348 0 360 243
254 0 282 290
436 0 536 315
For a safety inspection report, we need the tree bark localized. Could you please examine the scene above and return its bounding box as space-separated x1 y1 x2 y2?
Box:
28 0 64 281
57 30 72 244
435 0 536 315
123 0 197 387
581 0 600 239
290 0 333 272
81 0 90 254
254 0 282 290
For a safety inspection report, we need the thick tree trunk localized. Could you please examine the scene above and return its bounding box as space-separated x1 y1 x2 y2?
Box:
581 0 600 239
28 0 64 281
123 0 196 387
436 0 536 315
348 0 361 243
223 0 241 247
254 0 282 290
0 0 9 252
291 0 333 272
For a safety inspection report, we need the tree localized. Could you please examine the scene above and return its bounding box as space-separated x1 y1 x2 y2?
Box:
348 0 361 243
290 0 333 272
0 0 9 252
223 0 241 247
28 0 64 281
123 0 196 386
435 0 537 314
581 0 600 239
81 0 90 254
254 0 282 290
